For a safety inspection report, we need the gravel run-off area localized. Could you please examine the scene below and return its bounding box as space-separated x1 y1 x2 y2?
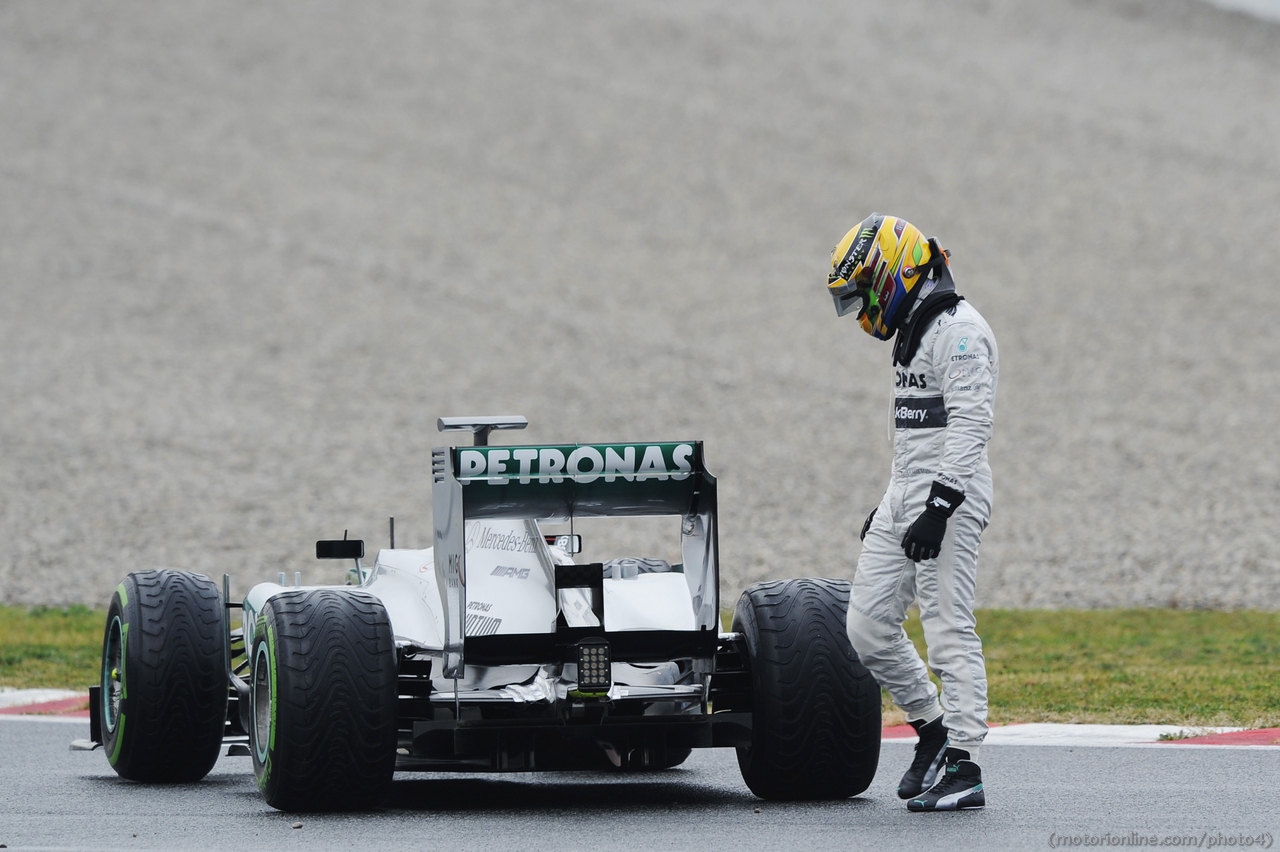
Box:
1 0 1278 609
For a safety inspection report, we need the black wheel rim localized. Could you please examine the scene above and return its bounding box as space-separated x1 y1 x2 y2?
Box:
102 616 124 735
252 641 272 763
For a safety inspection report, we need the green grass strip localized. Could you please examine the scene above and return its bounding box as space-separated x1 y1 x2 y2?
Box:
720 606 1280 728
0 605 105 690
5 604 1279 727
898 609 1280 728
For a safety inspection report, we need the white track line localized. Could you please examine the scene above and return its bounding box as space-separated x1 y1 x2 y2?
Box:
984 723 1240 747
887 723 1280 749
0 687 84 709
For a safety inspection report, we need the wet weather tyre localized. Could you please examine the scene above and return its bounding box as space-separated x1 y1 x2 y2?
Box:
250 589 397 812
733 578 881 800
100 570 228 782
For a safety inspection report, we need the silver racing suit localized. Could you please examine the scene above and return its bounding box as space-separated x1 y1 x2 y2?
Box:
846 299 999 751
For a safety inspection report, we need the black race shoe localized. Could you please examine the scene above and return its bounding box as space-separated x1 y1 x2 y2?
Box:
896 716 949 799
907 749 985 811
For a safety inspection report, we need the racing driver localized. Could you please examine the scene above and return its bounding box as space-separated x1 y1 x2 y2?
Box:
826 213 998 812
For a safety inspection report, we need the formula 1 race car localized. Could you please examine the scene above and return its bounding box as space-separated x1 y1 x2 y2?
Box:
81 417 881 811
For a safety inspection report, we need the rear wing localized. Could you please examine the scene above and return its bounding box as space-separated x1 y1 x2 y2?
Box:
431 441 719 678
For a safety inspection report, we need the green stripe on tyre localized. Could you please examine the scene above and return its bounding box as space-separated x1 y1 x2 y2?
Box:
268 622 278 752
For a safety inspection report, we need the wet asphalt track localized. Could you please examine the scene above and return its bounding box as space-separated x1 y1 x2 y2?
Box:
2 719 1277 852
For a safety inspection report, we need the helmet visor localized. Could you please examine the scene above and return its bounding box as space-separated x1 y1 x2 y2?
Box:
828 269 872 319
831 288 866 318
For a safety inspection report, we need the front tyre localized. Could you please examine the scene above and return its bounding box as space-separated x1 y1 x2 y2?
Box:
250 589 397 812
100 570 227 782
733 578 881 800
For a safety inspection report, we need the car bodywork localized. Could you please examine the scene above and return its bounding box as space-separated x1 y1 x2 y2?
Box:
246 432 743 771
88 420 749 774
85 417 880 808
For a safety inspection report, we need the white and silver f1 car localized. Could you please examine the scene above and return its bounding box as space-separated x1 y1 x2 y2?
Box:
83 417 881 811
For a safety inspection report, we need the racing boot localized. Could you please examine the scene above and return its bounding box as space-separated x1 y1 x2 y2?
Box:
896 715 949 799
907 748 985 812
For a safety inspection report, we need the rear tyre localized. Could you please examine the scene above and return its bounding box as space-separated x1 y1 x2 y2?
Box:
733 578 881 800
250 589 397 812
100 570 228 782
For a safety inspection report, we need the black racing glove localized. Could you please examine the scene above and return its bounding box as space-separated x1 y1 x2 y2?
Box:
860 507 877 541
901 482 965 562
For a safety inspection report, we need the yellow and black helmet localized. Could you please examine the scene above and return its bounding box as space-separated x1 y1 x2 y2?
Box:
827 213 943 340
